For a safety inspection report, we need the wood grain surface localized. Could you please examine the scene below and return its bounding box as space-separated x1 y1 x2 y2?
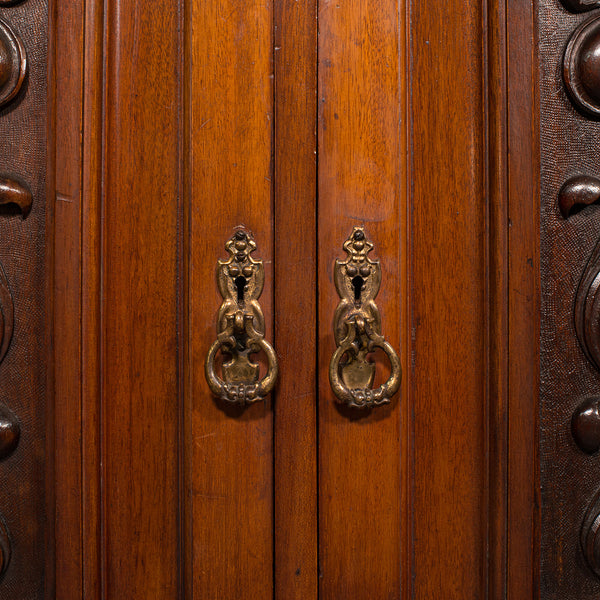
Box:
101 1 182 597
273 0 318 598
317 1 403 597
186 1 275 598
409 1 488 597
507 3 539 599
53 0 83 596
50 1 542 598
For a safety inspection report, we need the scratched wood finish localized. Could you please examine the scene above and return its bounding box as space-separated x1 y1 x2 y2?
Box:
318 1 403 597
273 0 318 597
101 1 181 597
185 1 274 598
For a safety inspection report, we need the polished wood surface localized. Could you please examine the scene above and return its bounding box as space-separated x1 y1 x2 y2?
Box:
187 1 274 597
317 0 402 597
102 2 182 596
410 1 488 597
273 0 318 597
53 0 84 595
50 1 542 599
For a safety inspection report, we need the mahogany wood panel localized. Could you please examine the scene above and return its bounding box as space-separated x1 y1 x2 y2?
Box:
273 0 318 598
409 0 487 597
49 1 543 598
317 1 403 597
101 1 181 596
54 2 113 597
185 1 274 597
486 2 541 598
0 2 48 598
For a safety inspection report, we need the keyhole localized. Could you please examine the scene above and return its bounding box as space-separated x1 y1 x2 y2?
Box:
351 276 364 303
235 276 246 303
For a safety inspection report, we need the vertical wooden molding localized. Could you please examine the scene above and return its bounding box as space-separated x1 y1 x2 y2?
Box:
81 3 104 597
486 0 509 597
401 1 412 598
273 0 318 597
507 3 540 598
100 0 182 596
54 0 85 595
46 0 56 597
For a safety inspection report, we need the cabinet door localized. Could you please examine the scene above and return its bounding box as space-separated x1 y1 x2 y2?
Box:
49 2 539 600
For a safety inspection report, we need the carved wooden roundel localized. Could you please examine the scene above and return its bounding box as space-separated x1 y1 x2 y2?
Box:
0 403 19 460
0 18 25 109
0 516 9 577
582 488 600 578
572 398 600 453
564 14 600 118
561 0 600 12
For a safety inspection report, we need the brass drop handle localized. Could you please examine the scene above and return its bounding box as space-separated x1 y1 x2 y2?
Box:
205 229 278 405
329 227 401 408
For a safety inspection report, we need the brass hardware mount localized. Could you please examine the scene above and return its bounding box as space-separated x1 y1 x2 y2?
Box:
329 227 401 408
205 229 278 405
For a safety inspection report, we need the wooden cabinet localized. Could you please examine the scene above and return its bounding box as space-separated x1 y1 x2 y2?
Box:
0 0 552 598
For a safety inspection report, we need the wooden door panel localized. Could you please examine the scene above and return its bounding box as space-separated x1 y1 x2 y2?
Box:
54 0 84 596
49 1 541 599
102 1 182 596
410 2 488 597
317 1 403 597
187 1 275 597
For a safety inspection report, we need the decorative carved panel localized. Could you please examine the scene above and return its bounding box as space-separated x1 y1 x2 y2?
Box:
540 0 600 595
0 1 48 598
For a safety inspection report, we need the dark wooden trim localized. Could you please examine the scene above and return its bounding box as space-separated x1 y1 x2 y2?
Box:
486 0 509 597
506 2 540 598
46 0 56 597
273 0 319 597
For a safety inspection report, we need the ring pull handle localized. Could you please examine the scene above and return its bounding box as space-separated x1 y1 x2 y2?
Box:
205 229 278 405
329 227 401 408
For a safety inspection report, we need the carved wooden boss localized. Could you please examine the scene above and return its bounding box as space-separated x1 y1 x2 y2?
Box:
0 0 32 580
557 0 600 579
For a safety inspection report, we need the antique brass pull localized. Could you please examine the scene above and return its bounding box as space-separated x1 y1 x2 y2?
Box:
329 227 401 408
205 229 278 405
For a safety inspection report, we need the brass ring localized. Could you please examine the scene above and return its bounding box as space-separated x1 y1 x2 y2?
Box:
205 335 278 405
329 330 401 409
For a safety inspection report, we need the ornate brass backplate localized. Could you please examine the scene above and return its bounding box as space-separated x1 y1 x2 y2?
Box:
329 227 401 408
205 229 278 405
